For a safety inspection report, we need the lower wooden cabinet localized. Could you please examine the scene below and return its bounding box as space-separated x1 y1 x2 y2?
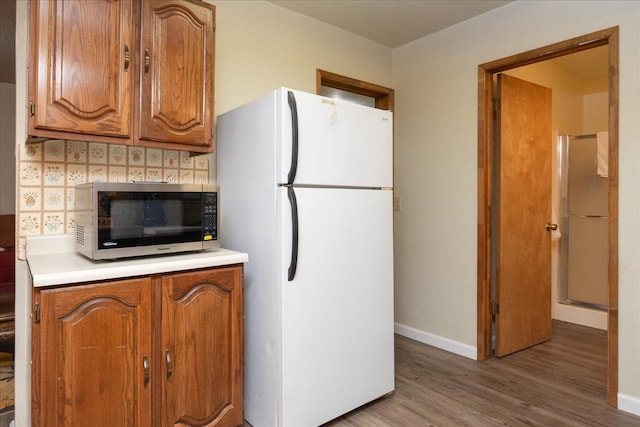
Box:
31 265 244 427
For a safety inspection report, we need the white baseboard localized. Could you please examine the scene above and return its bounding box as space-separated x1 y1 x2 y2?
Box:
394 322 477 360
618 393 640 416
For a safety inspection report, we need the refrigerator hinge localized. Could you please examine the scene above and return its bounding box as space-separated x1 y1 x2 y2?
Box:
491 300 500 317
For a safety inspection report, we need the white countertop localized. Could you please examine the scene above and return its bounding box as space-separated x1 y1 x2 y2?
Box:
26 234 249 287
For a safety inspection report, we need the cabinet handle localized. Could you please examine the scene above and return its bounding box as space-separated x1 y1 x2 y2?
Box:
143 355 150 387
165 349 173 380
144 49 150 76
124 45 130 72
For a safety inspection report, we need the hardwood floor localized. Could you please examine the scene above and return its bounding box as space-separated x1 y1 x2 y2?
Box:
323 320 640 427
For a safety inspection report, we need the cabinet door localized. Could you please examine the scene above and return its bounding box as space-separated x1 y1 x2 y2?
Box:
29 0 134 139
32 277 152 427
161 266 243 427
139 0 215 151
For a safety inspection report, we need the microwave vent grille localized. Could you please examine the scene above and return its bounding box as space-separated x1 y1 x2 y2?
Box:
76 225 85 246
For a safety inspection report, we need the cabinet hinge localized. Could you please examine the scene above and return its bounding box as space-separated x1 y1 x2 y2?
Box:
491 300 500 316
29 100 35 117
33 302 40 323
492 98 500 112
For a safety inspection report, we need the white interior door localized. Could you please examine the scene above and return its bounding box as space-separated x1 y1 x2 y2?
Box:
279 186 394 426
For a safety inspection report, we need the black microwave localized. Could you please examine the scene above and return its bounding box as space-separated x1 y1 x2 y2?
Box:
75 182 219 260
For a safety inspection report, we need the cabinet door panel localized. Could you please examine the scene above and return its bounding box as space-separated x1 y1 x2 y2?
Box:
139 0 215 149
162 267 243 427
30 0 134 138
33 278 152 427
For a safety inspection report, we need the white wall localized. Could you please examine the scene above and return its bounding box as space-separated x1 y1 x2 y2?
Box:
392 0 640 413
0 82 15 215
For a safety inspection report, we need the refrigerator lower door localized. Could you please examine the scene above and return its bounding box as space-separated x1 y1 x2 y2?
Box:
279 186 394 426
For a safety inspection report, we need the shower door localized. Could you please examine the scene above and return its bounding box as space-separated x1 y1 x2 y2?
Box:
566 135 609 307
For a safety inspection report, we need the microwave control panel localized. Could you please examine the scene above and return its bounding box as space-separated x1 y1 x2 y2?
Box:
203 192 218 240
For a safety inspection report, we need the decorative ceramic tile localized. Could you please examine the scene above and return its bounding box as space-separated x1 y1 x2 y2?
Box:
164 150 180 168
146 168 163 182
194 170 209 184
20 187 42 211
17 237 26 261
163 169 179 184
20 143 42 161
67 141 88 163
180 170 194 184
180 151 194 169
43 140 66 161
66 212 76 233
66 164 87 187
89 143 108 164
44 188 65 211
128 167 145 182
109 145 127 165
43 163 65 186
147 148 163 167
66 188 76 211
19 213 41 235
88 165 107 182
108 166 127 183
128 147 145 165
194 155 209 170
43 212 65 234
19 162 42 186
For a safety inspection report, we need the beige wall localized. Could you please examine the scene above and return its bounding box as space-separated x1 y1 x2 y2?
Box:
393 0 640 413
212 0 393 115
12 0 640 423
12 1 393 425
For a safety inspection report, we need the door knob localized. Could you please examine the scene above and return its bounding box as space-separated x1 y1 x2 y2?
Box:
546 223 558 231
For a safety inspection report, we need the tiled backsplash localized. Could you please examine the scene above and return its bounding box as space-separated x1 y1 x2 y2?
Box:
17 140 210 259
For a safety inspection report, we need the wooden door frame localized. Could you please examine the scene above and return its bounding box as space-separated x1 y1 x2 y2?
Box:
476 27 619 406
316 69 394 112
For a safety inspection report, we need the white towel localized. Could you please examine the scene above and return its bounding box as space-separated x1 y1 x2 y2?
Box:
597 131 608 177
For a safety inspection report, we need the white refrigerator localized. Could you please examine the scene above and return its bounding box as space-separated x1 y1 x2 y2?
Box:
216 87 394 427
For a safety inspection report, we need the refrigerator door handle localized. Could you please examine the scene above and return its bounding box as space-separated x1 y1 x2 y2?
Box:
287 186 299 281
287 90 299 185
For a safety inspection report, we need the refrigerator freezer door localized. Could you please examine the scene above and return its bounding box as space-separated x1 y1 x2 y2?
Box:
279 186 394 426
277 88 393 188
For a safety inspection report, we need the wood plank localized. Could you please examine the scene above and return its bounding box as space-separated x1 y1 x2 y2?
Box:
316 321 640 427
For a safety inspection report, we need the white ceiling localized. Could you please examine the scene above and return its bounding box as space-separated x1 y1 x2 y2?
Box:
268 0 513 48
269 0 608 81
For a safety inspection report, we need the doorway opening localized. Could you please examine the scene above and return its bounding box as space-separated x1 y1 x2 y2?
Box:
316 69 394 112
476 27 619 406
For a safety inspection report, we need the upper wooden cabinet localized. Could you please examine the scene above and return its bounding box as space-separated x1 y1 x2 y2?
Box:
138 0 215 150
28 0 216 153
